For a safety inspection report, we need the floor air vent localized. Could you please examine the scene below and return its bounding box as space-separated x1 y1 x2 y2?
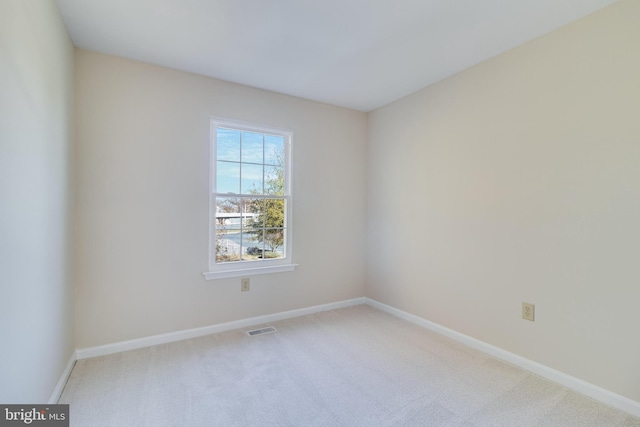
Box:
247 326 277 336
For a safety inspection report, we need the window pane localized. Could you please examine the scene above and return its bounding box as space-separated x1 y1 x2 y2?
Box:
241 163 263 194
264 229 285 257
215 197 241 230
263 198 285 229
217 128 240 162
264 135 284 166
265 165 284 195
240 231 260 260
215 228 241 262
216 161 240 194
237 232 255 260
244 198 265 229
241 132 263 164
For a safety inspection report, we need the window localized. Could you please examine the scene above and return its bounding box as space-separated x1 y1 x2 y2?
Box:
204 118 295 279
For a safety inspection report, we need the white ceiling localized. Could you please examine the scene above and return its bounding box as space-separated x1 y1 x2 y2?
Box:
55 0 619 112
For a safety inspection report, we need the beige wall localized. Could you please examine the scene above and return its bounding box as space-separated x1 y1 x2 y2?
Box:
366 0 640 402
74 50 368 348
0 1 75 402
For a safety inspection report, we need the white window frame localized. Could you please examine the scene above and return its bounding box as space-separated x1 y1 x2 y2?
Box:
203 117 296 280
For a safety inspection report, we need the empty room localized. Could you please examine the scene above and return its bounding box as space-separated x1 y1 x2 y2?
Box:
1 0 639 425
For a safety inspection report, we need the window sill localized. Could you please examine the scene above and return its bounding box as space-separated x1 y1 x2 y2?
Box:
203 263 298 280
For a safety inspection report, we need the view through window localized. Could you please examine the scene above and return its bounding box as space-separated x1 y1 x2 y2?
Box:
210 119 292 272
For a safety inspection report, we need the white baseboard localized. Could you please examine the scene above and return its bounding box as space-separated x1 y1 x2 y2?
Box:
365 297 640 418
70 295 639 417
75 297 366 360
49 353 76 404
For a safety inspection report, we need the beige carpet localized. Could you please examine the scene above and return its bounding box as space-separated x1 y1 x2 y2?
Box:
60 305 639 426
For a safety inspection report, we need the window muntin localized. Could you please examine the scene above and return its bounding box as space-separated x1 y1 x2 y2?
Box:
208 119 292 275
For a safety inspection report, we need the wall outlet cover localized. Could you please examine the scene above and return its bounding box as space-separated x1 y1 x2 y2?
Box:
522 302 535 321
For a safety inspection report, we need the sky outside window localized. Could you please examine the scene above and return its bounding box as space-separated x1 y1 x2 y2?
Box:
216 128 285 195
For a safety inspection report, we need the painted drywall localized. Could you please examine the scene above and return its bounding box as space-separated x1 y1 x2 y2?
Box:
74 50 367 348
0 1 75 402
366 0 640 403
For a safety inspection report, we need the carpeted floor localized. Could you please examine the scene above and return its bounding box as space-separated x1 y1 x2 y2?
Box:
59 304 640 426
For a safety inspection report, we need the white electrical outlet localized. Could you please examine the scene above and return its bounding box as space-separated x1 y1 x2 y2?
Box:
241 278 250 292
522 302 535 321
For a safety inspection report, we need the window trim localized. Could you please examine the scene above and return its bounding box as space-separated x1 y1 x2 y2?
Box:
203 117 297 280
